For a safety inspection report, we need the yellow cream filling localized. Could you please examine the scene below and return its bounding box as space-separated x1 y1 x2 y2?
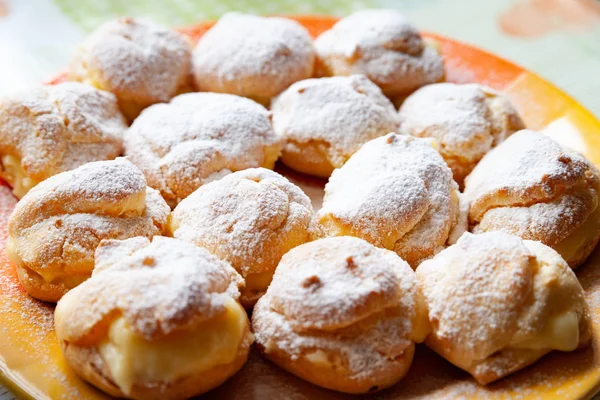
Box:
555 199 600 263
511 311 580 352
0 155 39 198
98 298 247 395
244 271 273 292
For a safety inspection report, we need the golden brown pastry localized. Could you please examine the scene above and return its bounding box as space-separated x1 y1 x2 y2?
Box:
6 158 169 302
125 92 281 207
69 17 192 120
0 82 125 198
169 168 316 308
192 13 315 104
317 133 466 267
314 9 444 99
464 129 600 268
55 236 252 399
271 74 398 178
416 231 591 385
252 236 429 394
398 83 525 187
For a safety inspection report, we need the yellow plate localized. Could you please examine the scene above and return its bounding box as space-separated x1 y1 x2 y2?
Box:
4 15 600 400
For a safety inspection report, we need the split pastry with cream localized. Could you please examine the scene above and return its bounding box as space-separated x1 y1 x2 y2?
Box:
416 231 591 384
398 83 525 187
271 75 398 178
55 236 252 399
124 92 281 207
69 17 192 120
6 158 169 302
252 236 429 394
169 168 316 308
464 129 600 268
317 133 466 267
0 82 125 198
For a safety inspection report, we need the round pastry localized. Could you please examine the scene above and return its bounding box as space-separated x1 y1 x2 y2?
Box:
169 168 316 308
124 92 281 207
6 158 169 302
271 75 398 178
55 236 252 399
252 236 429 394
317 133 465 267
69 17 192 120
398 83 525 187
464 129 600 268
314 9 444 99
0 82 125 198
416 231 591 385
192 13 315 104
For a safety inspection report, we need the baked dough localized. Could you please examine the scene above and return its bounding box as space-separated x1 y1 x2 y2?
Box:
416 231 591 385
271 75 398 178
0 82 125 198
192 13 315 104
252 236 429 394
317 133 465 267
124 92 281 207
315 9 444 99
464 129 600 268
169 168 316 308
398 83 525 187
69 17 192 120
54 236 252 399
6 158 169 302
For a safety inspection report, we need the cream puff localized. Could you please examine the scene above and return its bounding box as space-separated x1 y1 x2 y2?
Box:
271 75 398 178
464 129 600 268
169 168 316 308
398 83 525 187
252 236 429 394
69 17 192 120
6 158 169 302
55 236 252 399
317 133 465 267
124 92 281 207
192 13 315 104
314 9 444 99
416 231 591 385
0 82 125 198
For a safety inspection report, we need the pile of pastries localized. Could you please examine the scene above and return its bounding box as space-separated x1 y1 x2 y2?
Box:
1 9 598 399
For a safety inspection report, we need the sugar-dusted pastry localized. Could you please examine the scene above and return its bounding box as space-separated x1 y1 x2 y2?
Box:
192 13 315 104
317 133 465 267
0 82 125 198
416 231 591 385
6 158 169 302
398 83 525 186
125 92 281 207
252 236 429 394
55 236 252 399
464 129 600 268
169 168 316 308
315 9 444 99
70 17 192 120
271 75 398 178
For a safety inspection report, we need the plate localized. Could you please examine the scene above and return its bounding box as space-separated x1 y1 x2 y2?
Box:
3 15 600 400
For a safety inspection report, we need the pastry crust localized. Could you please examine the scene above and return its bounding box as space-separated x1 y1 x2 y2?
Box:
317 133 464 267
6 158 169 302
416 232 591 385
271 75 398 178
192 13 315 104
169 168 316 308
252 236 429 394
464 129 600 268
0 82 125 198
69 17 192 120
398 83 525 187
315 9 444 99
124 92 281 207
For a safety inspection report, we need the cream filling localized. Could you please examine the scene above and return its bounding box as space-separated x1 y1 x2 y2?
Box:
0 155 39 198
98 298 247 395
511 311 580 352
555 199 600 263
